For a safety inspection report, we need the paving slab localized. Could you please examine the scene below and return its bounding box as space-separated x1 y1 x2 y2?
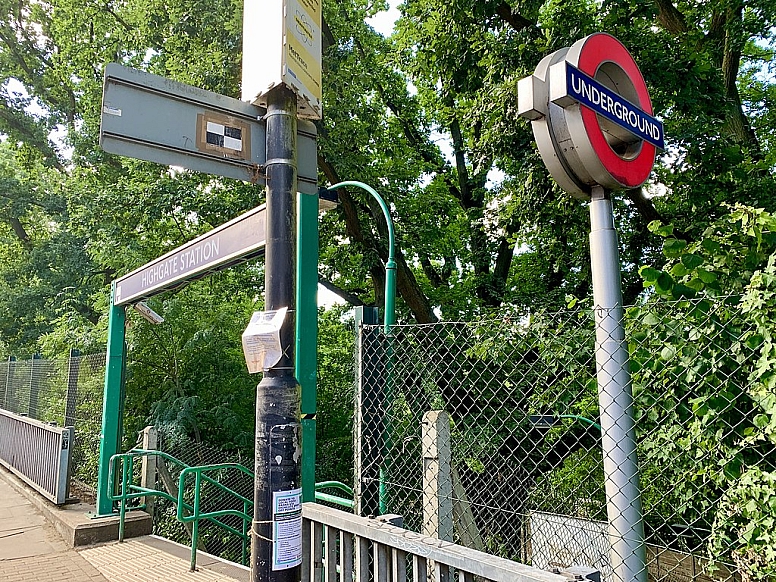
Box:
0 466 151 547
79 538 248 582
0 550 109 582
0 474 108 581
0 478 69 561
1 468 248 582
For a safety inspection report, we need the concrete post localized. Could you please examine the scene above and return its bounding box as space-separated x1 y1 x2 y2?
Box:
423 410 452 582
140 426 158 518
422 410 453 542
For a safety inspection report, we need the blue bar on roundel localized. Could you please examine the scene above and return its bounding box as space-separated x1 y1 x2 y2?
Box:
565 63 665 150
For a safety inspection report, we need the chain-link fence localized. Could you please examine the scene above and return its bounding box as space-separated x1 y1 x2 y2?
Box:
153 430 254 566
0 352 106 495
355 296 772 582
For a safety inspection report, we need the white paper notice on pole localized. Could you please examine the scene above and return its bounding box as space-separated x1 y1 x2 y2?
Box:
272 488 302 570
241 307 287 373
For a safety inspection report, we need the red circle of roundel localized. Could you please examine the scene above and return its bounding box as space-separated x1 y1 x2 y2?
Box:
577 33 656 189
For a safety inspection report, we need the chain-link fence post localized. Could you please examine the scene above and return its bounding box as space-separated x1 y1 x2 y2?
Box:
589 187 646 582
0 357 9 410
28 353 41 418
4 356 15 411
64 349 81 428
354 306 382 517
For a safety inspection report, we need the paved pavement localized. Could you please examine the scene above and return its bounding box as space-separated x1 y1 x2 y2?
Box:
0 474 248 582
0 477 107 581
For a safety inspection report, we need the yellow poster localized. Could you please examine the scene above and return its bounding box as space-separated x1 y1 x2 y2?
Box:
296 0 320 25
285 0 322 106
286 34 321 102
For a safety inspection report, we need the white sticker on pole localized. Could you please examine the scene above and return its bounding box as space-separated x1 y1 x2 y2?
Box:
272 488 302 570
241 307 287 373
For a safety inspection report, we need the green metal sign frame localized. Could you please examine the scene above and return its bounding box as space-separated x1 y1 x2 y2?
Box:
96 203 320 516
96 284 127 515
296 191 318 503
96 180 395 517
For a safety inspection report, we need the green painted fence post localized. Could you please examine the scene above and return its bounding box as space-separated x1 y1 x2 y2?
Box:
296 191 319 503
96 282 126 516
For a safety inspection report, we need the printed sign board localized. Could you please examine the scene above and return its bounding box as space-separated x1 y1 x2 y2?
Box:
242 0 322 119
272 488 303 570
518 33 662 197
100 64 318 193
114 205 267 306
241 307 287 372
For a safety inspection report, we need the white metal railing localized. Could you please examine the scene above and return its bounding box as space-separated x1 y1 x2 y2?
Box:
0 409 73 504
301 503 575 582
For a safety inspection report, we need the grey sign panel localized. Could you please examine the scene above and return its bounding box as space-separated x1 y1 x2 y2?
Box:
115 205 267 306
100 63 318 194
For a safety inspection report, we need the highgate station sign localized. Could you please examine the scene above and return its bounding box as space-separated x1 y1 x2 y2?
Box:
114 205 267 306
518 33 664 197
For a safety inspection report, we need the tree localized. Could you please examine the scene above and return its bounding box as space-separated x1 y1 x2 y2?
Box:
313 0 775 323
0 0 772 342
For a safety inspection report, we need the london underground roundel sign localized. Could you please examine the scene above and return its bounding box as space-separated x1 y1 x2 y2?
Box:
518 33 664 199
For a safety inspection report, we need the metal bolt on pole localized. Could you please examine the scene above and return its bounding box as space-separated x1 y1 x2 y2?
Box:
589 185 647 582
251 84 302 582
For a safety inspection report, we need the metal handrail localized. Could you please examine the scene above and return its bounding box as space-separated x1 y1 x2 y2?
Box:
109 449 356 570
108 449 253 571
314 480 355 509
177 463 254 570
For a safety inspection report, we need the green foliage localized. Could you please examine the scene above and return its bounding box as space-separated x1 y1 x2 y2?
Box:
124 277 260 452
636 205 776 575
316 307 356 483
711 467 776 580
528 448 606 521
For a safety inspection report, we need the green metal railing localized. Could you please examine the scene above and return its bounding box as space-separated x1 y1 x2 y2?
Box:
313 480 354 509
108 450 252 571
177 463 253 570
109 449 355 571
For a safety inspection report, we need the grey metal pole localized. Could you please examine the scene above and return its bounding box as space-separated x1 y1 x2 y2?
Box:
588 185 647 582
251 84 302 582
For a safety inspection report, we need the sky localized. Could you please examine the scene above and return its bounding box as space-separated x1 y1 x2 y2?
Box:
367 3 402 37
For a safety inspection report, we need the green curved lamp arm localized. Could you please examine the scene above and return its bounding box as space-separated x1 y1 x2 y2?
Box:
326 181 396 333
